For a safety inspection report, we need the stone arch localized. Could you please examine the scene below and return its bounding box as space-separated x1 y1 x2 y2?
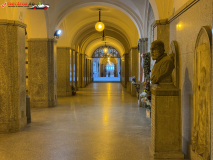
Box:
148 0 159 20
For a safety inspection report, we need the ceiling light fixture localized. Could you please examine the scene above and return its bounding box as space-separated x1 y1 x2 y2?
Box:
95 9 105 32
102 30 106 41
103 42 108 53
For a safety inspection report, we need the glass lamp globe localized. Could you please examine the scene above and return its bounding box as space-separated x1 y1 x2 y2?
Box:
103 47 108 53
95 22 105 32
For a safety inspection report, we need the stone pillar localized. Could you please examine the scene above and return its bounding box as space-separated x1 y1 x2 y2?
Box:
83 55 86 87
28 38 57 108
121 53 129 88
85 58 88 86
99 63 103 77
0 20 27 132
153 19 170 54
75 52 78 91
138 38 148 106
130 47 139 97
150 83 184 159
79 54 83 88
56 47 71 96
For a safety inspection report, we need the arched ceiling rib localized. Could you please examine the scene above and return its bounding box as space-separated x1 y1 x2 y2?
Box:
72 28 130 54
56 4 139 58
84 37 125 58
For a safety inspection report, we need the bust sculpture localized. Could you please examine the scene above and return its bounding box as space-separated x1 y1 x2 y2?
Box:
150 40 175 84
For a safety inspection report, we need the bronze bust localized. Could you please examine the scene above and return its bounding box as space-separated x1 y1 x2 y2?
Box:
150 40 175 84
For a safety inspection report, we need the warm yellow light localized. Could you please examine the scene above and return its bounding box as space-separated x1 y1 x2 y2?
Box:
95 22 105 32
103 47 108 53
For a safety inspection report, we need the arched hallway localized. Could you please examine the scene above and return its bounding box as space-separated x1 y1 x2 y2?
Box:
0 83 152 160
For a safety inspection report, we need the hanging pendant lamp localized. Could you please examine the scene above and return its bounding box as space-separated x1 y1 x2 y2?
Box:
102 30 106 41
103 42 108 53
95 10 105 32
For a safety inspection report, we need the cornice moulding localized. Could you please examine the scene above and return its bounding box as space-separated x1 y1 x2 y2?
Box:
0 19 27 29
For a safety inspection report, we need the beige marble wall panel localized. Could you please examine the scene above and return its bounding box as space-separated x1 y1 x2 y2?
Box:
57 47 71 96
0 22 27 133
169 0 212 157
28 39 57 108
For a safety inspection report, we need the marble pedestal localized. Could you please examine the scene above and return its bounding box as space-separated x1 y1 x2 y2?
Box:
149 83 184 159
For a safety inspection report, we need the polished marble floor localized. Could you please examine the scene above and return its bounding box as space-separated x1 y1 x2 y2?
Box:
0 83 152 160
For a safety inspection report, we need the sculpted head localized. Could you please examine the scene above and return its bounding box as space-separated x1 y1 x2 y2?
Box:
150 40 165 60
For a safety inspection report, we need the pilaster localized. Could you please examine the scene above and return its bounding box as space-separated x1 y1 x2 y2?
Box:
28 38 57 108
0 20 27 132
153 19 170 54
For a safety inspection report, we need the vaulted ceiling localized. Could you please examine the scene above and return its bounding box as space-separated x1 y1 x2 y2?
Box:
0 0 190 57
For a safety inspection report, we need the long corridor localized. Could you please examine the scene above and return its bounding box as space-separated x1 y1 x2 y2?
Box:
0 83 152 160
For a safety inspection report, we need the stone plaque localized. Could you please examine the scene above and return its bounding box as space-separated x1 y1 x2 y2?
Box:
191 26 212 160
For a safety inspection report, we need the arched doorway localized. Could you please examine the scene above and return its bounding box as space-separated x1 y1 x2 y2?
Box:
92 46 121 82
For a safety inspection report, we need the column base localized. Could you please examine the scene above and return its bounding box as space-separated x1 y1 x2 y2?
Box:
149 146 184 159
57 91 71 97
0 116 27 133
31 100 56 108
127 82 131 93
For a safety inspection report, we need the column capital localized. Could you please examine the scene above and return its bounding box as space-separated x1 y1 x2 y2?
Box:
138 38 148 43
153 19 169 28
0 19 27 29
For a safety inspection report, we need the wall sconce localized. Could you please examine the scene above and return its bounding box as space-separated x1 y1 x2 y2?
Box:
54 30 62 39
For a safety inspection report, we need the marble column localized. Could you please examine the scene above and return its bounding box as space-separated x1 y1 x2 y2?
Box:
28 38 57 108
79 54 83 88
153 19 170 54
0 20 27 132
130 47 139 97
75 52 79 91
121 53 129 88
56 47 71 96
99 63 103 77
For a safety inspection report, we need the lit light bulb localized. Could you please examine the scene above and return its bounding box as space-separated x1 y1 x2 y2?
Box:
95 22 105 32
103 47 108 53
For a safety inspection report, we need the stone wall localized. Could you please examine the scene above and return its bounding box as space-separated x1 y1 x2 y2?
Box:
168 0 212 157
